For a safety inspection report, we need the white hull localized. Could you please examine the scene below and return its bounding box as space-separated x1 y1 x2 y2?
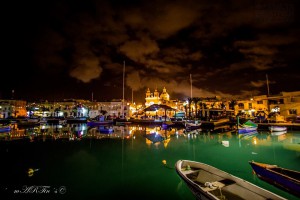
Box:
269 126 287 132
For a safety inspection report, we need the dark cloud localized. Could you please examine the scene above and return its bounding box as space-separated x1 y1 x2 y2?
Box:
1 0 299 102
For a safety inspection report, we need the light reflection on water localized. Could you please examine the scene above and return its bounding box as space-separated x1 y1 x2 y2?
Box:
0 124 299 200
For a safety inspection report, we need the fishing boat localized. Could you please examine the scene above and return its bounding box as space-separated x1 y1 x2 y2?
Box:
269 126 287 132
175 160 286 200
249 161 300 198
237 119 258 134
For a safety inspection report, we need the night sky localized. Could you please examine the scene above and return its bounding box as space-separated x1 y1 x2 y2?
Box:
1 0 300 103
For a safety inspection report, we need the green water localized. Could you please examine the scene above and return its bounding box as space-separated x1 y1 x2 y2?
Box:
0 125 299 200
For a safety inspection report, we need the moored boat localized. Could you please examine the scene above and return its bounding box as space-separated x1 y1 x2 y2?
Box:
185 121 202 132
249 161 300 198
87 120 113 127
238 120 258 134
99 126 114 134
269 126 287 132
175 159 286 200
0 125 11 133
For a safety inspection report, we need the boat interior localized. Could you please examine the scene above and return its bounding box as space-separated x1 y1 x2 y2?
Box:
185 169 274 200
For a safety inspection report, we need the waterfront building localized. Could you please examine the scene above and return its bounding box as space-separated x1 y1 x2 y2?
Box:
27 99 90 118
235 91 300 122
0 99 27 118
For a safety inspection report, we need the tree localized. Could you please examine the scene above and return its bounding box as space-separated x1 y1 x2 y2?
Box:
100 110 107 116
229 100 237 110
192 97 202 118
187 97 192 119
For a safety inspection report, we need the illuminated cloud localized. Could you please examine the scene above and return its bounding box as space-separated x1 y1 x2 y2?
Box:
70 57 102 83
119 37 160 63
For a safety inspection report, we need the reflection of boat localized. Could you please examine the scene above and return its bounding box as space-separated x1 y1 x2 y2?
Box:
175 160 285 200
269 126 287 132
249 161 300 198
210 125 232 134
271 130 287 136
239 131 258 139
145 133 165 143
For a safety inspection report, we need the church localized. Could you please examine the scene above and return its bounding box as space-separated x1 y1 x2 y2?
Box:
145 87 170 107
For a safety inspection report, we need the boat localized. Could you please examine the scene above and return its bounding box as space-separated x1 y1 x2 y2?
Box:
18 118 40 126
185 121 202 132
99 126 114 134
269 126 287 132
249 161 300 198
66 117 87 123
87 120 113 127
175 160 286 200
238 119 258 134
0 125 11 133
45 117 66 124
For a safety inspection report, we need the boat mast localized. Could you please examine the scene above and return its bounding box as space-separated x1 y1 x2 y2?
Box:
266 74 270 96
123 61 125 118
132 88 133 104
190 74 193 98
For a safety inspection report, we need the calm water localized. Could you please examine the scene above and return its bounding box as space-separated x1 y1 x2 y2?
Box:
0 124 299 200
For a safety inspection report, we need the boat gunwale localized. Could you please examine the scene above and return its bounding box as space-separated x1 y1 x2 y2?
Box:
250 161 300 184
176 159 287 200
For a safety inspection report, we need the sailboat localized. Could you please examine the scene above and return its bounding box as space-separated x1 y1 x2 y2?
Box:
115 61 131 126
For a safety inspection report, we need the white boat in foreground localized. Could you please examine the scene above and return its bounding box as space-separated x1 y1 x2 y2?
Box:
175 160 286 200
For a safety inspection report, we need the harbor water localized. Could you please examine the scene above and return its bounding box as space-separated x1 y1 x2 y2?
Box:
0 124 299 200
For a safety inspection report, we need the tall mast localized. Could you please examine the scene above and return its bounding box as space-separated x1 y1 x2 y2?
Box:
123 61 125 118
190 74 193 98
132 88 133 104
266 74 270 96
